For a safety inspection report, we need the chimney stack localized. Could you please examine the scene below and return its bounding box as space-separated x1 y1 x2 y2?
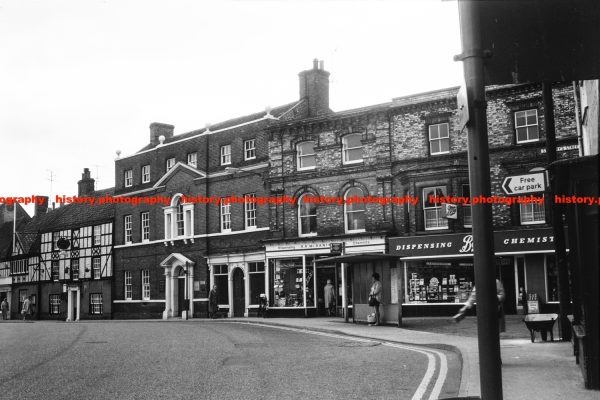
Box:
34 196 49 217
299 59 330 117
150 123 174 146
78 168 95 196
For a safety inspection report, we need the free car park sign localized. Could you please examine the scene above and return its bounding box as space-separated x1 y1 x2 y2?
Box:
502 172 546 195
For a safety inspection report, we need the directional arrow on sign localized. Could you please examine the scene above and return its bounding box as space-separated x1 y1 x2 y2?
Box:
502 172 546 195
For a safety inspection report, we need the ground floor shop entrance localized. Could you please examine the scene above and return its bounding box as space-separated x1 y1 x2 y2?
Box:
232 268 245 317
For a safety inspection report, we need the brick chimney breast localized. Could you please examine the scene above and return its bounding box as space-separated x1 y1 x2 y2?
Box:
78 168 95 196
34 196 49 217
150 123 175 146
299 59 330 117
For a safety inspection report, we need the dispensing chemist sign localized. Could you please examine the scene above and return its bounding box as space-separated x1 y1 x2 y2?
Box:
502 172 546 195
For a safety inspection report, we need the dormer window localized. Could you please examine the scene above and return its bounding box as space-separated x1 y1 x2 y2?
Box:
187 152 197 168
166 158 176 172
297 142 316 170
342 134 363 164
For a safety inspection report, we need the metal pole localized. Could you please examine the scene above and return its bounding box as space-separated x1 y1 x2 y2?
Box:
542 82 571 341
457 1 503 398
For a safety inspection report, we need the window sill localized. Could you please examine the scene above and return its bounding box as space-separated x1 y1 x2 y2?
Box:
520 221 546 226
346 229 366 234
516 139 540 145
430 151 450 156
297 166 316 172
299 233 318 237
342 160 364 166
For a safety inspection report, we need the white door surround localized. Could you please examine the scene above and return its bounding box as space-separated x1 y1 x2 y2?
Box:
160 253 195 320
66 288 80 322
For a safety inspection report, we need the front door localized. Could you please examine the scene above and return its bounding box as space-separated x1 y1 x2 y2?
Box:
177 278 186 316
317 266 336 316
232 268 245 317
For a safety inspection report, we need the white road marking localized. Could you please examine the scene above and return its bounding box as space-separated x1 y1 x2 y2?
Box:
224 321 449 400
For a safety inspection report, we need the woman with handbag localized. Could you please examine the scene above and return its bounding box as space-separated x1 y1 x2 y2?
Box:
369 273 382 326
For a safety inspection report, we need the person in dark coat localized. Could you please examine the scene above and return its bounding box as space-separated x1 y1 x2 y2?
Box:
208 285 218 319
324 280 335 316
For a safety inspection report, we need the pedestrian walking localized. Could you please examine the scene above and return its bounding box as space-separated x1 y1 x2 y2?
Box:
208 285 218 319
324 279 335 316
22 295 32 321
453 278 506 332
1 298 9 320
368 273 382 326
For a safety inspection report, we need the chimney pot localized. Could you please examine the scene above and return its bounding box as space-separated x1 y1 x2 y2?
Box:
78 167 95 196
299 60 330 117
313 58 318 69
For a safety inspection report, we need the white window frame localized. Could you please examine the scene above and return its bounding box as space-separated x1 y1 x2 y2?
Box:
124 169 133 188
245 193 257 229
93 225 102 246
520 199 545 225
297 142 316 171
429 123 450 155
515 109 539 144
51 260 59 281
298 194 317 237
220 145 231 165
342 134 363 165
92 257 101 279
221 200 231 232
141 165 151 183
163 195 194 239
124 215 132 244
141 212 150 242
423 186 449 230
49 294 61 315
244 139 256 161
90 293 103 315
71 259 79 280
187 152 197 168
344 187 366 233
124 271 132 300
141 269 150 300
166 157 176 172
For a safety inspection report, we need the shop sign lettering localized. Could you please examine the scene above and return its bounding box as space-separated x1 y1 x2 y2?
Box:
459 235 473 253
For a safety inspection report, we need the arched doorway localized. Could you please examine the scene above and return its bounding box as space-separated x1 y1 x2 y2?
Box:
232 268 245 317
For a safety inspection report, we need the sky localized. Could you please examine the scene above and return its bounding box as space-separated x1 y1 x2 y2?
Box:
0 0 463 216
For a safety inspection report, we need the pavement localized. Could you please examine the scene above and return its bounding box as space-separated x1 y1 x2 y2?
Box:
223 314 597 400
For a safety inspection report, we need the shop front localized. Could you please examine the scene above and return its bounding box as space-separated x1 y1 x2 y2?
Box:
389 227 564 317
264 235 386 318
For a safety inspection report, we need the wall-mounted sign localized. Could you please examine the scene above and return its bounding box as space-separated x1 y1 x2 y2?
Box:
330 243 344 255
444 204 458 219
502 172 546 195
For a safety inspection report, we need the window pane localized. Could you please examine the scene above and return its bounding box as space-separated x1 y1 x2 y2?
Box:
526 110 537 124
249 273 265 305
439 123 449 138
429 125 440 140
347 211 366 231
516 127 528 142
299 154 316 169
343 134 362 148
516 113 526 127
345 148 363 161
528 126 539 140
439 138 449 153
430 140 441 154
298 142 314 155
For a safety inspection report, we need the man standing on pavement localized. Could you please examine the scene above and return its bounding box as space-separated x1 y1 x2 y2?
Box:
1 297 9 320
324 279 335 316
208 285 218 319
22 295 31 321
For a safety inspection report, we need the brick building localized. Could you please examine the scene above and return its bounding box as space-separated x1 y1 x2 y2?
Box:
265 72 579 320
111 61 326 319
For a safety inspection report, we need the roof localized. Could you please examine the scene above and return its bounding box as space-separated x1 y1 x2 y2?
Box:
14 187 116 255
136 100 303 153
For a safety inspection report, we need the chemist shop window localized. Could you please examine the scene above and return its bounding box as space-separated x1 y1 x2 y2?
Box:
248 262 265 305
405 260 474 304
212 265 229 305
423 186 448 230
272 258 314 308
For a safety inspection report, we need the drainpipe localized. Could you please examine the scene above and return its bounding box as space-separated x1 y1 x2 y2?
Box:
572 81 584 157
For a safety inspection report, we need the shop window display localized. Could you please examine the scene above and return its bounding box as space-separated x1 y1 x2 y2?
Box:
272 258 314 307
406 259 474 303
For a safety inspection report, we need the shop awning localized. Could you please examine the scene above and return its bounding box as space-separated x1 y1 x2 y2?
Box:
315 253 401 264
